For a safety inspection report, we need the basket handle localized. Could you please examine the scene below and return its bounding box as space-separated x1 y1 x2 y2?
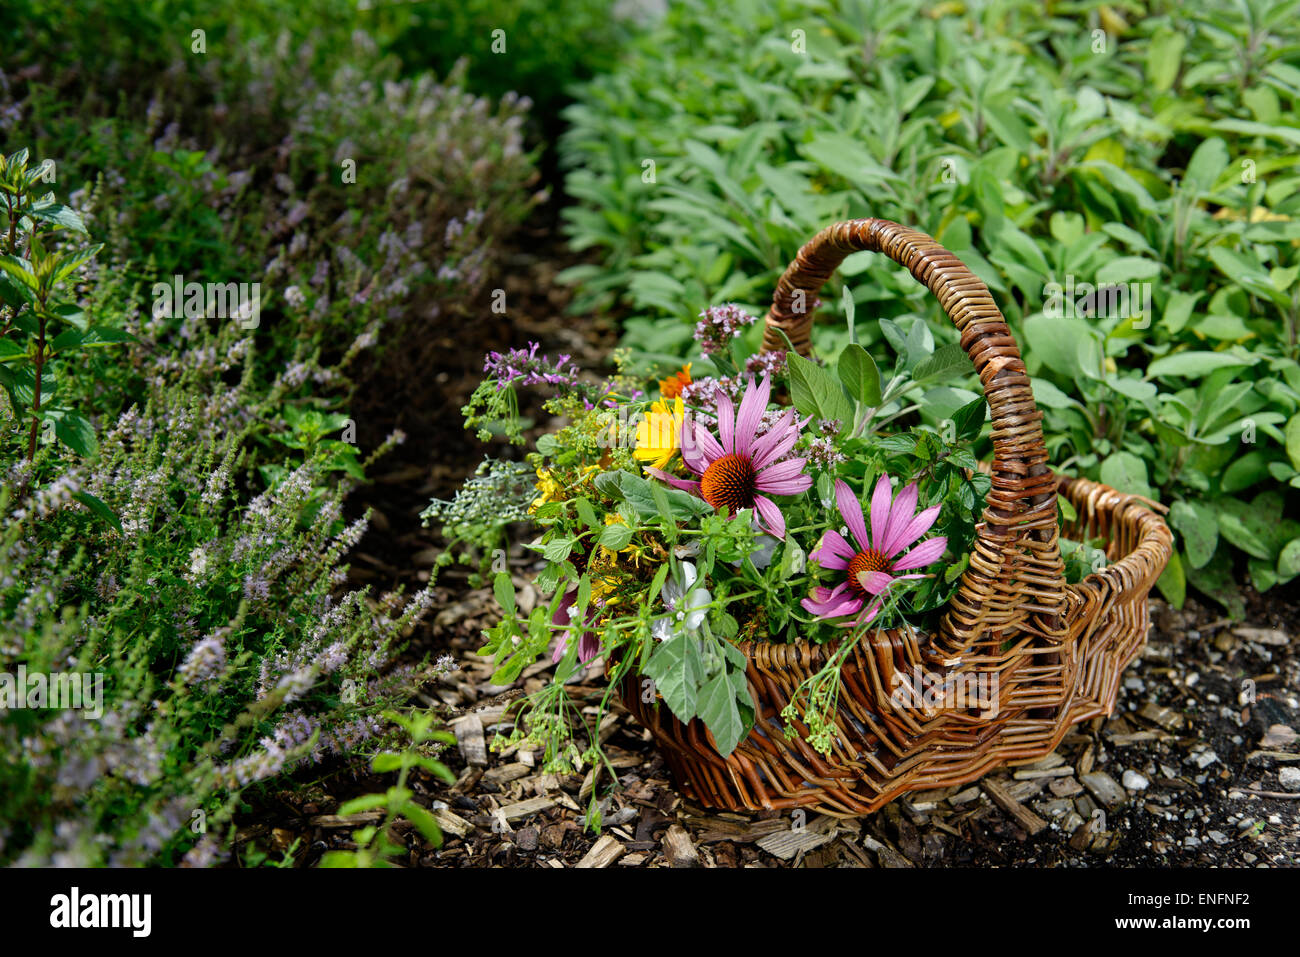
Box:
762 219 1065 643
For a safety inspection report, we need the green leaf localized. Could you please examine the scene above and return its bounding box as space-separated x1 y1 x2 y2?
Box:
643 631 703 723
787 350 853 424
597 521 634 551
801 132 905 188
619 471 712 520
779 537 806 579
337 793 389 816
1050 211 1085 246
25 202 88 234
370 753 404 773
1146 29 1185 92
1249 556 1278 593
54 411 97 457
1156 548 1186 608
697 671 745 757
911 341 973 386
72 491 121 533
647 562 670 604
1278 538 1300 584
1210 118 1300 148
1286 414 1300 470
1169 500 1218 569
574 497 599 530
46 302 89 332
51 244 103 284
903 318 934 369
1184 137 1229 192
1024 315 1099 381
950 395 987 440
1186 550 1245 619
1207 247 1287 306
1161 291 1201 335
575 573 591 618
400 801 444 847
1099 451 1152 499
493 572 516 615
0 255 39 294
1095 256 1162 284
1221 451 1270 494
542 537 574 562
837 343 882 406
1146 351 1253 379
982 103 1034 153
1031 378 1075 409
1217 499 1277 561
842 284 856 344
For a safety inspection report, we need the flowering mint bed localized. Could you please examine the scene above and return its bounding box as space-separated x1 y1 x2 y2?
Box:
432 302 1016 790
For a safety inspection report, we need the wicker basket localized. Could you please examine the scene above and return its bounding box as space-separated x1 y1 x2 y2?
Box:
620 218 1173 816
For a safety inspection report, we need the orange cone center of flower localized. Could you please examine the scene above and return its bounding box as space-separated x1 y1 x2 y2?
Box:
847 550 889 595
700 453 756 513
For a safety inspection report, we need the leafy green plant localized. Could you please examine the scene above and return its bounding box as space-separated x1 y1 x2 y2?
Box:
0 147 122 460
319 709 456 868
0 4 545 864
364 0 637 125
561 0 1300 612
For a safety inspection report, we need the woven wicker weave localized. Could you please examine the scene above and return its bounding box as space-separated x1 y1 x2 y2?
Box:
620 218 1173 815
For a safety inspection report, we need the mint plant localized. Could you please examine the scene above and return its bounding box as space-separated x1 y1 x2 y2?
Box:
0 147 121 461
319 709 456 868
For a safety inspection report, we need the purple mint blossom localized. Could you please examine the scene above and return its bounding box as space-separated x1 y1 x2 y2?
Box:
806 436 845 470
745 350 787 379
679 374 744 408
179 631 227 686
694 303 756 355
551 591 600 664
483 341 583 393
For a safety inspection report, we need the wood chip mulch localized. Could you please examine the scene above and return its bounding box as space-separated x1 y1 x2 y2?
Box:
238 576 1300 868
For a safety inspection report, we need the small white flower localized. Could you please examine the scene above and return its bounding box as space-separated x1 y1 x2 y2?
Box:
653 561 712 641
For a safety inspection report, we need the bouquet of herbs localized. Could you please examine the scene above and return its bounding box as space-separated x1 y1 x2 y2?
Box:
428 301 996 794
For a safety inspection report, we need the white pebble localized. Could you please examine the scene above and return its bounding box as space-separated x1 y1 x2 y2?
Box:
1122 770 1150 791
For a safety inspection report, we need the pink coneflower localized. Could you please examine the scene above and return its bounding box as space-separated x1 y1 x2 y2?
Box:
647 373 811 538
802 476 948 625
551 591 600 664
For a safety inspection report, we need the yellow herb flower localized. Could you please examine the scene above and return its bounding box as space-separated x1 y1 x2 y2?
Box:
530 468 562 513
587 546 623 607
634 397 684 470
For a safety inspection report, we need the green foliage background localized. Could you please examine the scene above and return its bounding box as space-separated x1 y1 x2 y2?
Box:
560 0 1300 611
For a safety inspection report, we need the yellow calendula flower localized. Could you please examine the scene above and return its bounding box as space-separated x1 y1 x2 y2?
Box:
634 397 684 470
